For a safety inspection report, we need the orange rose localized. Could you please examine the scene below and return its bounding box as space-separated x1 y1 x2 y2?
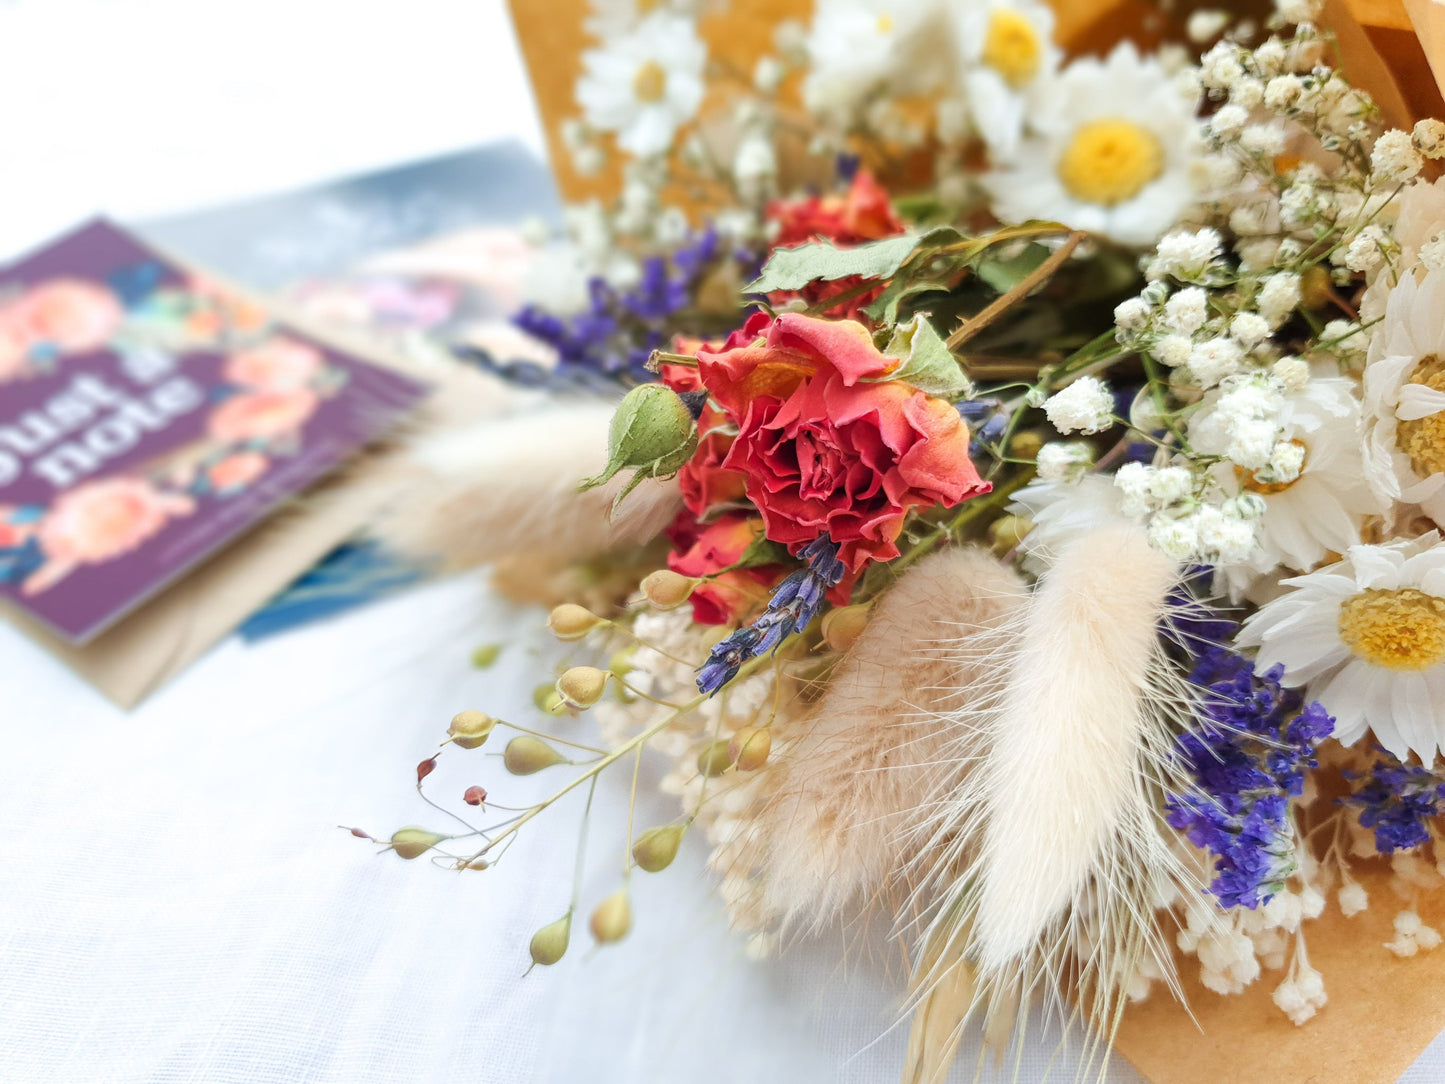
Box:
224 338 323 392
207 451 271 493
38 478 193 565
208 389 319 444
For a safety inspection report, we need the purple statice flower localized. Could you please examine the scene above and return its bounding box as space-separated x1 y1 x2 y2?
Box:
1164 645 1334 909
696 537 846 696
1344 754 1445 853
496 226 755 389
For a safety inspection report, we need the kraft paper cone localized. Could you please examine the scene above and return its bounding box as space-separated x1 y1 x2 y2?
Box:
1332 0 1445 128
1115 861 1445 1084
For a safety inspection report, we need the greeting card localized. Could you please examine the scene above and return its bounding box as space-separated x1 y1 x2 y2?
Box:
0 218 428 645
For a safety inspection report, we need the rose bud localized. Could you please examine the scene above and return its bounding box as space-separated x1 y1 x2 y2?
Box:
447 710 496 750
504 736 566 775
632 824 686 873
529 914 572 966
547 603 605 642
390 827 447 860
821 603 871 652
556 666 609 709
728 726 772 772
589 888 633 944
696 740 732 778
463 785 487 807
640 569 697 610
579 384 699 500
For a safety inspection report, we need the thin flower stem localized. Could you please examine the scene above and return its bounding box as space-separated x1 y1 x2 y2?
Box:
462 651 776 865
502 720 608 755
946 230 1087 350
569 775 599 915
624 745 643 878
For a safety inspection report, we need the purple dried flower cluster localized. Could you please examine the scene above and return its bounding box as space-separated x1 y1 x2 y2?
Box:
1165 645 1334 909
1344 754 1445 853
504 227 755 388
696 536 845 695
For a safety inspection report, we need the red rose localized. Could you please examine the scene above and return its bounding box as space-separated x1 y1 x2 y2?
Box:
696 312 990 573
667 512 782 626
766 171 907 322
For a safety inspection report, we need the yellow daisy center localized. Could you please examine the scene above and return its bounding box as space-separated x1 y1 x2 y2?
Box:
1057 119 1164 206
1238 439 1308 495
877 13 894 33
982 9 1041 88
1396 353 1445 478
1338 587 1445 671
633 60 668 104
638 0 663 11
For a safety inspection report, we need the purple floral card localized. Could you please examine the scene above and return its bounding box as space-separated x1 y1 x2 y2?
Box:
0 218 428 643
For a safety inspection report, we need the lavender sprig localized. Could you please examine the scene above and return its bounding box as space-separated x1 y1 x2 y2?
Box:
1344 754 1445 853
1165 646 1334 909
696 537 845 696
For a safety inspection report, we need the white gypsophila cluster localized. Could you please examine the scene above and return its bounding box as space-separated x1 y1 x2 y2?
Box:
1034 440 1094 483
1043 376 1115 434
593 608 782 957
1175 841 1332 1025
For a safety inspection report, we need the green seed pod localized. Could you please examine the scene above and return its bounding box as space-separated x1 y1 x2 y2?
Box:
640 569 697 610
548 603 605 642
1009 428 1047 461
696 740 732 778
607 646 637 681
448 710 496 750
632 824 686 873
589 888 633 944
988 513 1033 558
728 726 772 772
390 827 447 860
504 735 566 775
556 666 609 709
470 644 502 669
529 913 572 966
579 384 699 505
820 603 871 652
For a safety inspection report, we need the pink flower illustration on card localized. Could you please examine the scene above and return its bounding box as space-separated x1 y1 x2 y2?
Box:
223 337 324 392
17 279 124 354
207 388 320 444
35 477 194 567
206 451 271 494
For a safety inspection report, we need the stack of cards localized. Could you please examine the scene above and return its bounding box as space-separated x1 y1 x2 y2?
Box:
0 218 429 704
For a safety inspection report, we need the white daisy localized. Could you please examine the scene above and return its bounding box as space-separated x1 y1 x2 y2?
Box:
1361 268 1445 526
1192 377 1375 599
1236 532 1445 760
983 44 1201 246
801 0 951 125
576 11 707 158
948 0 1061 160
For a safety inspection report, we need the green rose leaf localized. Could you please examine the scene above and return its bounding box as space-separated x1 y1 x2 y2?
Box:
744 226 963 294
879 314 972 400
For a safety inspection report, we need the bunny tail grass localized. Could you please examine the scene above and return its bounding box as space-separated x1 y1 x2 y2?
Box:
372 398 682 572
741 547 1027 934
903 523 1208 1081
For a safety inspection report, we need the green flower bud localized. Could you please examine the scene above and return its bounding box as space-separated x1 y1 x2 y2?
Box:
640 569 698 610
580 384 698 508
504 735 566 775
632 824 686 873
696 740 732 778
1009 429 1046 461
556 666 609 709
447 710 496 750
390 827 447 860
529 913 571 966
548 603 605 642
728 726 772 772
589 888 633 944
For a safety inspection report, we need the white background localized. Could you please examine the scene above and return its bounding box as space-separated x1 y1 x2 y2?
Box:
0 2 1442 1081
